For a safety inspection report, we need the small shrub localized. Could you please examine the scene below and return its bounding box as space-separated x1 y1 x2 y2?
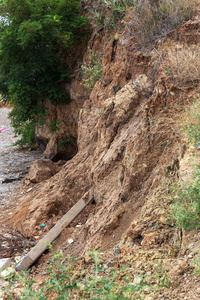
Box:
81 50 103 90
167 45 200 88
153 258 171 288
103 0 139 30
103 0 138 12
13 120 36 147
170 170 200 231
57 136 76 151
193 252 200 277
102 0 139 22
10 104 47 147
170 95 200 231
90 6 105 28
183 95 200 145
49 119 60 132
3 249 151 299
91 0 137 31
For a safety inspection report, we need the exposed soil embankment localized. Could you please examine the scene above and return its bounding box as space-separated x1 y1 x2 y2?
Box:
1 5 200 299
6 10 200 261
1 2 199 265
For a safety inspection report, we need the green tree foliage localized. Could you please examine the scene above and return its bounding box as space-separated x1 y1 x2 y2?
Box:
0 0 88 145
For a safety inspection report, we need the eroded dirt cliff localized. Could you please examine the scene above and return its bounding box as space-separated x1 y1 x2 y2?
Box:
5 7 199 255
1 4 200 298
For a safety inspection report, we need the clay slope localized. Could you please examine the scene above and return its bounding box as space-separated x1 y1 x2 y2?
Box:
9 13 200 256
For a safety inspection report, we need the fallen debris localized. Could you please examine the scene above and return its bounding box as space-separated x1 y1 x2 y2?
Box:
67 238 74 244
0 128 10 133
1 267 15 278
16 187 94 271
2 178 21 184
0 228 31 256
0 258 11 272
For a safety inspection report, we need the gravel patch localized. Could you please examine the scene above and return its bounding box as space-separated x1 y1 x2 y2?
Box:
0 107 42 205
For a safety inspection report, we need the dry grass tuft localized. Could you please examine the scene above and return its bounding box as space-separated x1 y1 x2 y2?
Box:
168 45 200 88
131 0 197 47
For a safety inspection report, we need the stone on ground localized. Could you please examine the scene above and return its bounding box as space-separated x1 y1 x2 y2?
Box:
0 258 11 272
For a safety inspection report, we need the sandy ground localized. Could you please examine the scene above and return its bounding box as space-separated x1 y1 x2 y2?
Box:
0 107 42 207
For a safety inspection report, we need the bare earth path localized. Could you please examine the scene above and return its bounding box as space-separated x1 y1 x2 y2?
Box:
0 107 42 208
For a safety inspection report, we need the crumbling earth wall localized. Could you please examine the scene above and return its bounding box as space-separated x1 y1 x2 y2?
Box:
8 11 200 256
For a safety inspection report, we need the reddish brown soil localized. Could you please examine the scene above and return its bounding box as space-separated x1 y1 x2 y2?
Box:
1 5 200 300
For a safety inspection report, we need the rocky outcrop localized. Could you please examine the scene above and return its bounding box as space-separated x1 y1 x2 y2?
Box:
24 159 65 184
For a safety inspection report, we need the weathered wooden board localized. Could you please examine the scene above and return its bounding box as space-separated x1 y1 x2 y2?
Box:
16 188 94 271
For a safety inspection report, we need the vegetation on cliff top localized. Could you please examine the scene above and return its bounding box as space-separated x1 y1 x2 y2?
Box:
0 0 88 146
93 0 196 46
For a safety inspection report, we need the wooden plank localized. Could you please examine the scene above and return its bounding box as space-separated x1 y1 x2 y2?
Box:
15 187 94 271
